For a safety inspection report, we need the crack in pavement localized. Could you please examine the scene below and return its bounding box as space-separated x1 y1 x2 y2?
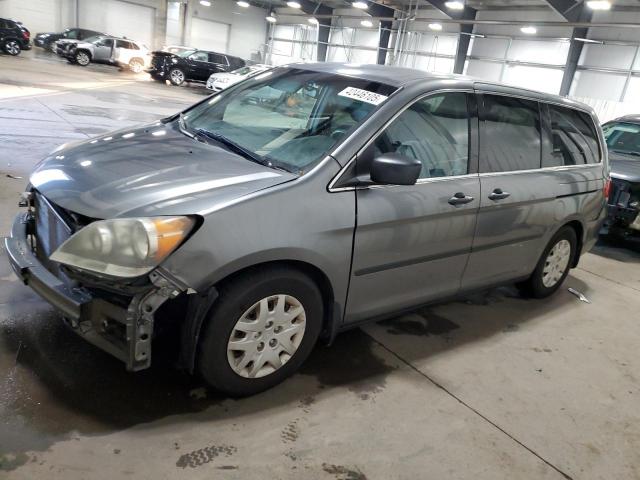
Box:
363 331 574 480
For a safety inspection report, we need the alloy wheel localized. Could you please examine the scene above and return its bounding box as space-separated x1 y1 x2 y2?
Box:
170 69 185 85
129 60 143 73
227 294 306 379
5 41 20 56
76 52 90 66
542 239 571 288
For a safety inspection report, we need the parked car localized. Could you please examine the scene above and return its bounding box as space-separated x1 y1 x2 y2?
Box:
0 17 30 55
206 64 271 92
146 48 245 85
6 64 608 396
34 27 103 50
61 36 150 72
601 116 640 236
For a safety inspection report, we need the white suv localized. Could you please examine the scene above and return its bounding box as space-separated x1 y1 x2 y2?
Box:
64 36 150 72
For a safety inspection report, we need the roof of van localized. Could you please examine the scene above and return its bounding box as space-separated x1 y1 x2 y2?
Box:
291 62 593 114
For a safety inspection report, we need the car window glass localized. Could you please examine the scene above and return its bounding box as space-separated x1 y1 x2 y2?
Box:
209 53 227 64
480 94 541 172
0 20 6 29
189 51 209 62
101 38 114 47
603 121 640 157
5 20 16 29
544 105 600 166
372 93 469 179
66 29 79 39
184 69 395 172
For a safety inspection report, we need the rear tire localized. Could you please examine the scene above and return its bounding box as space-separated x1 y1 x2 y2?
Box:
197 266 323 397
129 58 144 73
519 226 577 298
3 39 21 56
168 67 185 86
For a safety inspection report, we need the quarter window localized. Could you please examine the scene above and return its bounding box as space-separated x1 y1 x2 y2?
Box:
372 93 470 179
480 95 541 172
545 105 600 166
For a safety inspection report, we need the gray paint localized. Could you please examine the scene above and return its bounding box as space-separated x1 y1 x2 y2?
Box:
21 62 608 336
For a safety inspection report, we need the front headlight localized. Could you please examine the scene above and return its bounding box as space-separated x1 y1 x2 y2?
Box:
50 216 196 278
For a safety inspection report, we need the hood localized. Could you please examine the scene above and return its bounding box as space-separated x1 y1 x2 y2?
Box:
609 152 640 183
30 122 296 219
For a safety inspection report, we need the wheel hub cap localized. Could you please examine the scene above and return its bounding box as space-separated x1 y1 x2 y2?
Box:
227 294 306 378
542 239 571 288
171 70 184 83
7 42 18 54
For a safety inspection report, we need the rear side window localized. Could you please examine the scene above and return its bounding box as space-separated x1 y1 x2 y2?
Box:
544 105 600 166
480 94 541 172
372 92 469 179
0 20 6 29
209 53 228 64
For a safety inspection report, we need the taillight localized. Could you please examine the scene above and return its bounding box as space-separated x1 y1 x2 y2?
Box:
22 31 29 40
603 178 612 199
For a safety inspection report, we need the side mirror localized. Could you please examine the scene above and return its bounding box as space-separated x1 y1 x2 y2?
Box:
370 153 421 186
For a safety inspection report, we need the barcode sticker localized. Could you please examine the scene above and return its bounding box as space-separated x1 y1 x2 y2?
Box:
338 87 388 105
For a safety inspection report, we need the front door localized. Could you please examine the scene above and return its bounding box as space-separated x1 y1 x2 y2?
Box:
93 38 114 62
186 51 212 81
345 92 480 323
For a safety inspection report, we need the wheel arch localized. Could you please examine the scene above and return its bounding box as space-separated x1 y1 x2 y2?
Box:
178 258 340 374
76 48 92 59
563 219 585 268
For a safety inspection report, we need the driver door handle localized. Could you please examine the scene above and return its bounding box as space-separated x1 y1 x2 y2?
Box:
448 192 475 206
488 188 511 201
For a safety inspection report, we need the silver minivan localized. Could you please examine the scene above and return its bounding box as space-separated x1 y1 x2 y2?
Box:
6 63 608 395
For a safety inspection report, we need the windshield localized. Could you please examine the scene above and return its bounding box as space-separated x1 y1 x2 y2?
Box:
233 66 254 76
181 68 396 173
175 49 197 58
603 121 640 158
84 35 104 44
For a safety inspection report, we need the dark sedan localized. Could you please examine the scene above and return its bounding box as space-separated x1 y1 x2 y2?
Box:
146 48 245 86
602 116 640 236
34 27 103 50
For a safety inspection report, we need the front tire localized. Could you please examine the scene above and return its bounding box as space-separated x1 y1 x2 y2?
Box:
75 50 90 66
197 266 323 396
168 67 185 86
3 40 21 56
520 226 577 298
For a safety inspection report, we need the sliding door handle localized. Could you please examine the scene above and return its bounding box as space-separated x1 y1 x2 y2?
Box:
488 188 511 201
448 192 474 206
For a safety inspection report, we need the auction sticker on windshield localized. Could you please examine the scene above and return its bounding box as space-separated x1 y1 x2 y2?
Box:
338 87 388 106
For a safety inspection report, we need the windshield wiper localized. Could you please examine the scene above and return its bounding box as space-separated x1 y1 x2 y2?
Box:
194 128 266 166
611 149 640 157
178 112 195 139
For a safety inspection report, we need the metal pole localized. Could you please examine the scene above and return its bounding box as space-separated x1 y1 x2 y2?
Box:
499 37 512 83
621 44 640 102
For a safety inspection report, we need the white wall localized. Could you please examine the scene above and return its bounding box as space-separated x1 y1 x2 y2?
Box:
188 0 267 61
0 0 73 33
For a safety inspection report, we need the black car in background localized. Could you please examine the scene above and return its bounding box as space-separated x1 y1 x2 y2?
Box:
34 27 104 50
146 49 245 86
0 17 31 55
602 116 640 237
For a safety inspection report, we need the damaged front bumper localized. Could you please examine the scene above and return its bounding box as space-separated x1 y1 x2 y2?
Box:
5 211 186 371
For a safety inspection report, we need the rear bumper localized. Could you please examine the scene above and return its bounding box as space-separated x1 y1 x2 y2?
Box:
606 203 640 232
5 211 183 370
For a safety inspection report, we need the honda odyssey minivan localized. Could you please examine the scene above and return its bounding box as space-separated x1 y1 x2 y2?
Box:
6 63 608 396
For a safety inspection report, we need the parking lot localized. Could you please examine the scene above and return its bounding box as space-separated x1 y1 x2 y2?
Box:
0 49 639 479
